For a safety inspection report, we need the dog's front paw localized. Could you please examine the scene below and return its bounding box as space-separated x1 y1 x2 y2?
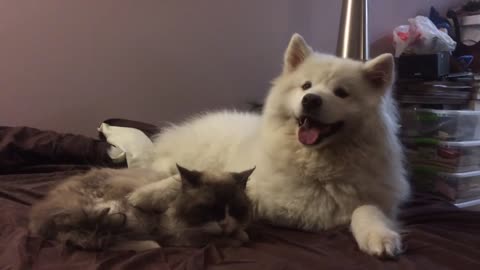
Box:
357 227 403 257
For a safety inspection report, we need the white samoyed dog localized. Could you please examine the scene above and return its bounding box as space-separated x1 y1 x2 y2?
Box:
129 33 410 257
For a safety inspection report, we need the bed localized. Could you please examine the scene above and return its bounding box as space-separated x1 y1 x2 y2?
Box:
1 123 480 270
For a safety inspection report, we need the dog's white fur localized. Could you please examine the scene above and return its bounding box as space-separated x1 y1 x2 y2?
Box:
130 34 410 257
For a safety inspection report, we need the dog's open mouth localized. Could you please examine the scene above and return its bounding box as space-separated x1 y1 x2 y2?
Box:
297 116 344 145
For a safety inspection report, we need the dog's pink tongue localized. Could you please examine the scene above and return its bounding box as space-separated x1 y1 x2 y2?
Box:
299 126 320 145
298 119 322 145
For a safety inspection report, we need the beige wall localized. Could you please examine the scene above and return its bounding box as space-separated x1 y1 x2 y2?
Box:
0 0 462 136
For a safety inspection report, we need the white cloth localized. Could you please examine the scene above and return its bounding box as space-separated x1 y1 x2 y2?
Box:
98 123 153 167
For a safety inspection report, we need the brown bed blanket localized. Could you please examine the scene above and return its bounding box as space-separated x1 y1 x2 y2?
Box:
1 126 480 270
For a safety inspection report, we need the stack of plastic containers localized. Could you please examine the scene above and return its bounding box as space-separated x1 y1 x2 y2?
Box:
401 109 480 209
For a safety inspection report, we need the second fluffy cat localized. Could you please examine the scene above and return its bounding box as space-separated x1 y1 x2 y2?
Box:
29 165 254 250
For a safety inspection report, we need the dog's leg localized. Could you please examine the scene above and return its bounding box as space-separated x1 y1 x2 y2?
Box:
350 205 402 257
127 175 181 212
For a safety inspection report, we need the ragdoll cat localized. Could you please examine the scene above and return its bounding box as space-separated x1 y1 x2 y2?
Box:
29 165 254 250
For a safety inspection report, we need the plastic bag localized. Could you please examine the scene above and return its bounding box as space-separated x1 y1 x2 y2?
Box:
393 16 456 57
393 25 411 57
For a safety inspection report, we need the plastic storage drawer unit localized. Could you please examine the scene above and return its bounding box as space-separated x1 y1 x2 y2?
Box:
412 167 480 203
401 109 480 141
404 139 480 173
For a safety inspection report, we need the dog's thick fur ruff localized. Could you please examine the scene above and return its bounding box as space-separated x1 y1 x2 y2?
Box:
131 34 410 257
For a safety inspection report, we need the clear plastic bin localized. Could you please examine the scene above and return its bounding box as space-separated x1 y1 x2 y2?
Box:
401 109 480 141
404 139 480 172
412 167 480 203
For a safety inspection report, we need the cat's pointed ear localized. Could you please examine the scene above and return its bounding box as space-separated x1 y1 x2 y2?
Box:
283 33 313 73
363 53 394 90
231 167 255 189
176 164 201 188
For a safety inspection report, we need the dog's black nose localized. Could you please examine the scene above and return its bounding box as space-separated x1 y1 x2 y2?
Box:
302 94 322 111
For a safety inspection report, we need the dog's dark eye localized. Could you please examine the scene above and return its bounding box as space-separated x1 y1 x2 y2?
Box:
301 81 312 90
334 87 349 98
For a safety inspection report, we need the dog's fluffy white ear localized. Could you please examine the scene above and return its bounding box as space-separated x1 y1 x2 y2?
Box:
363 53 394 89
283 33 313 73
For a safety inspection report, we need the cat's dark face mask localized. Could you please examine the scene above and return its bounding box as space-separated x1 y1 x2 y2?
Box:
174 165 254 235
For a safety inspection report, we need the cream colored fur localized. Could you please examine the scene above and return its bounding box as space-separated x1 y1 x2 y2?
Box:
130 34 410 257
